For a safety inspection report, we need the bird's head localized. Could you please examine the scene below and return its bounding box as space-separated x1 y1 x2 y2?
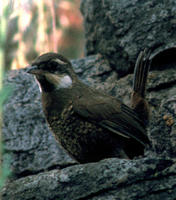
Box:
27 52 77 92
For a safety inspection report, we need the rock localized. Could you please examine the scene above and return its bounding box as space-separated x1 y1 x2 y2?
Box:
2 158 176 200
81 0 176 75
72 54 117 91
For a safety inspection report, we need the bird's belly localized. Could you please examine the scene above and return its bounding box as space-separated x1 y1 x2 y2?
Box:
47 112 123 163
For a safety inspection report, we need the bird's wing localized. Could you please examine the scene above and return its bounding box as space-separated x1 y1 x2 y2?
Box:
73 93 149 146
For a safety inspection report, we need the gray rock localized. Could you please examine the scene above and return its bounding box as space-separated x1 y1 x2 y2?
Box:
81 0 176 75
1 158 176 200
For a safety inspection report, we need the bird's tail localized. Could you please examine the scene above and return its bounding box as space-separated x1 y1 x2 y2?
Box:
131 49 151 124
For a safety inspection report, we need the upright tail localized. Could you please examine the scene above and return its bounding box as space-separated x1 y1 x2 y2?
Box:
131 49 151 125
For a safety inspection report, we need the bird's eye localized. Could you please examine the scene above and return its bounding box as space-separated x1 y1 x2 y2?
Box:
49 60 66 74
38 63 46 69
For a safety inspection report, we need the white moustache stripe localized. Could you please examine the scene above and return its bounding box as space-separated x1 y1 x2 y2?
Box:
35 77 42 93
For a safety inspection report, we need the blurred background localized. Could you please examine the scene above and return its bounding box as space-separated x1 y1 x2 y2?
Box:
0 0 84 71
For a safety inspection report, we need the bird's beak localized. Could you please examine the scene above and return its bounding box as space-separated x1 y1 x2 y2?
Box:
26 65 43 75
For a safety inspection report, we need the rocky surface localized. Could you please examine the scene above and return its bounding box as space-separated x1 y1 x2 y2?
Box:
81 0 176 75
1 0 176 199
2 158 176 200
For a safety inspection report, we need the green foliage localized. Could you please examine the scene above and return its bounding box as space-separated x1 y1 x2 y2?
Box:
0 2 11 46
0 1 12 191
0 87 12 190
0 87 11 106
0 148 11 190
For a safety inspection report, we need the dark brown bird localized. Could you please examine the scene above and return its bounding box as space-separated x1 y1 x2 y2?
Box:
27 50 151 163
131 50 151 124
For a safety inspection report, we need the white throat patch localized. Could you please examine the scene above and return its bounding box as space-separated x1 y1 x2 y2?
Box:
57 75 72 89
35 74 72 93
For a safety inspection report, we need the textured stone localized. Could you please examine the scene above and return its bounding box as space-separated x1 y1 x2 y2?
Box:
81 0 176 75
2 158 176 200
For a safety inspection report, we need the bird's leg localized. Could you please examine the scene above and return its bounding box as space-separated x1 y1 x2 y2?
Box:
131 49 151 125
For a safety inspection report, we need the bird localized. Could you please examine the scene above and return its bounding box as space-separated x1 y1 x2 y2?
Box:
26 50 151 163
131 50 151 124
